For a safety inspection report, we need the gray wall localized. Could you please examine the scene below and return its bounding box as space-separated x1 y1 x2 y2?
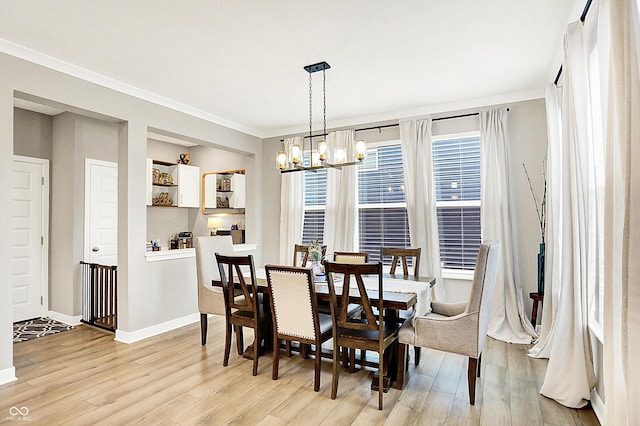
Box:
262 99 548 316
50 112 119 316
0 51 263 380
13 107 52 159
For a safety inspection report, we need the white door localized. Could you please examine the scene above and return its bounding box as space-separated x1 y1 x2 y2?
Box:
85 159 118 265
12 157 48 322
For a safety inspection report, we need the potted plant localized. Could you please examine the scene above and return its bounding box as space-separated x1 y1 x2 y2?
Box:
308 240 325 278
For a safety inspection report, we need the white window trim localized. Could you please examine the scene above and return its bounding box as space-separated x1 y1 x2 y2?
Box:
442 268 475 281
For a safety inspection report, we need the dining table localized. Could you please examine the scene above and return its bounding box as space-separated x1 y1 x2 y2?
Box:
249 267 435 391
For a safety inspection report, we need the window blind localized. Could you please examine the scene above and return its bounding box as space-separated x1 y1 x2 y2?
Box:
432 135 482 270
358 144 410 263
302 166 327 245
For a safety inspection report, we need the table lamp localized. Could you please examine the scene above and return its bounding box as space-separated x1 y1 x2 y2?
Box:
207 217 223 236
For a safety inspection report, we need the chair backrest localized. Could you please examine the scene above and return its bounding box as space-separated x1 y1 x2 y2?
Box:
465 241 501 349
195 236 235 285
324 261 383 333
195 236 235 315
293 243 327 267
333 251 369 264
380 247 421 278
216 253 259 316
265 265 320 341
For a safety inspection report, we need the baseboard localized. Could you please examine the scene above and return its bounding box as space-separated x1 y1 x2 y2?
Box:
114 313 200 344
0 366 17 386
47 311 82 326
590 388 604 425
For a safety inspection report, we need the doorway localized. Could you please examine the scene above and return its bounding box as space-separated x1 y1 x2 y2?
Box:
11 156 49 323
84 159 118 265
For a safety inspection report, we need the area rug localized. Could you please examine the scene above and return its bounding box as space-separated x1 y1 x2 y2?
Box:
13 317 74 343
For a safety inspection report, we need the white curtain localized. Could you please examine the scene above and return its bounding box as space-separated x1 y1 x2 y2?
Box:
323 130 358 253
399 119 444 301
278 137 304 264
600 0 640 423
528 84 563 359
531 21 597 409
480 109 538 344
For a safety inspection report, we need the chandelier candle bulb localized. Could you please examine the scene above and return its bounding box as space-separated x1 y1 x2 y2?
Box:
355 140 368 160
335 147 347 164
291 144 302 164
317 140 327 161
276 151 288 170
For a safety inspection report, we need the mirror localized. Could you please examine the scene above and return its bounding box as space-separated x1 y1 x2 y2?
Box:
201 169 246 215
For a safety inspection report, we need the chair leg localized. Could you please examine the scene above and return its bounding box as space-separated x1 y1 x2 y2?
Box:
272 336 280 380
468 357 478 405
414 346 421 365
200 313 208 345
349 349 356 373
235 326 244 355
477 352 482 377
314 342 322 392
331 340 339 400
223 322 232 367
252 327 260 376
285 341 292 357
301 343 309 359
378 349 384 410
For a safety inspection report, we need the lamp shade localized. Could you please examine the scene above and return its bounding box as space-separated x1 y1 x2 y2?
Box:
207 217 222 229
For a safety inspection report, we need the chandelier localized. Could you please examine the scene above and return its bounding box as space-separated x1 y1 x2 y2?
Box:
276 61 367 173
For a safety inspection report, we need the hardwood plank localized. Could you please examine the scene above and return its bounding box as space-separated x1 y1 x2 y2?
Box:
0 319 600 426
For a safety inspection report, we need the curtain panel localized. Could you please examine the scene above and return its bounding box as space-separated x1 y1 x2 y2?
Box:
531 20 597 409
600 0 640 423
278 137 304 264
399 119 444 303
323 130 358 253
480 109 538 345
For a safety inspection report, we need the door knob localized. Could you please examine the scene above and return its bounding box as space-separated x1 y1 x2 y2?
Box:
92 247 100 252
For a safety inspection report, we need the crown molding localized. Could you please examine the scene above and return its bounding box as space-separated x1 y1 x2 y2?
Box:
0 38 264 138
264 88 544 139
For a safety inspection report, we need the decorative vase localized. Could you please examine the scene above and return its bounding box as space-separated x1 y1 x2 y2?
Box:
312 260 325 281
537 242 545 296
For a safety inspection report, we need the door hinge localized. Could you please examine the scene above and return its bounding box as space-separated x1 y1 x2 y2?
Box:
41 236 44 245
40 296 43 305
41 176 45 185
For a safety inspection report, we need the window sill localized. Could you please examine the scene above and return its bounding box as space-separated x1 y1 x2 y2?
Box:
442 269 474 281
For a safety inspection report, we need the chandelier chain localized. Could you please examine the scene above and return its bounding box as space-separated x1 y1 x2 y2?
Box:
323 69 327 138
309 72 313 143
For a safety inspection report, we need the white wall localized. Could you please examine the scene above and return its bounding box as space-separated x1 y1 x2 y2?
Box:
262 99 548 317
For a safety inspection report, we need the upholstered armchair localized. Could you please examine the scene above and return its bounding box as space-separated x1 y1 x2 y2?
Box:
194 236 235 345
398 241 501 404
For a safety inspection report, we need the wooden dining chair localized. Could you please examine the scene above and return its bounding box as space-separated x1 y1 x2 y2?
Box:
333 251 369 264
324 260 399 410
293 243 327 267
216 253 270 376
379 246 427 365
265 265 333 391
380 247 421 278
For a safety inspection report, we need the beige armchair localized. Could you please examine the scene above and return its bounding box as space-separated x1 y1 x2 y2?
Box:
398 241 500 404
194 236 235 345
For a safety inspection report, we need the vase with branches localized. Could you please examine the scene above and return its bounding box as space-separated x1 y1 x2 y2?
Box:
523 160 547 296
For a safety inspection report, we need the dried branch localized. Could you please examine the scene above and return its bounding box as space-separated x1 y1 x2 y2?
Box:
523 160 547 244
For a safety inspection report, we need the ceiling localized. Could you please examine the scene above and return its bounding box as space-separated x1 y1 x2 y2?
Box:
1 1 582 139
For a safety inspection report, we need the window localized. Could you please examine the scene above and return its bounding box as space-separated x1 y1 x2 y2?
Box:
432 133 482 271
302 166 326 245
358 143 410 263
301 141 410 265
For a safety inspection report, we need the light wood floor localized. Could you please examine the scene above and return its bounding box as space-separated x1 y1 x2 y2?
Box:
2 316 599 425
